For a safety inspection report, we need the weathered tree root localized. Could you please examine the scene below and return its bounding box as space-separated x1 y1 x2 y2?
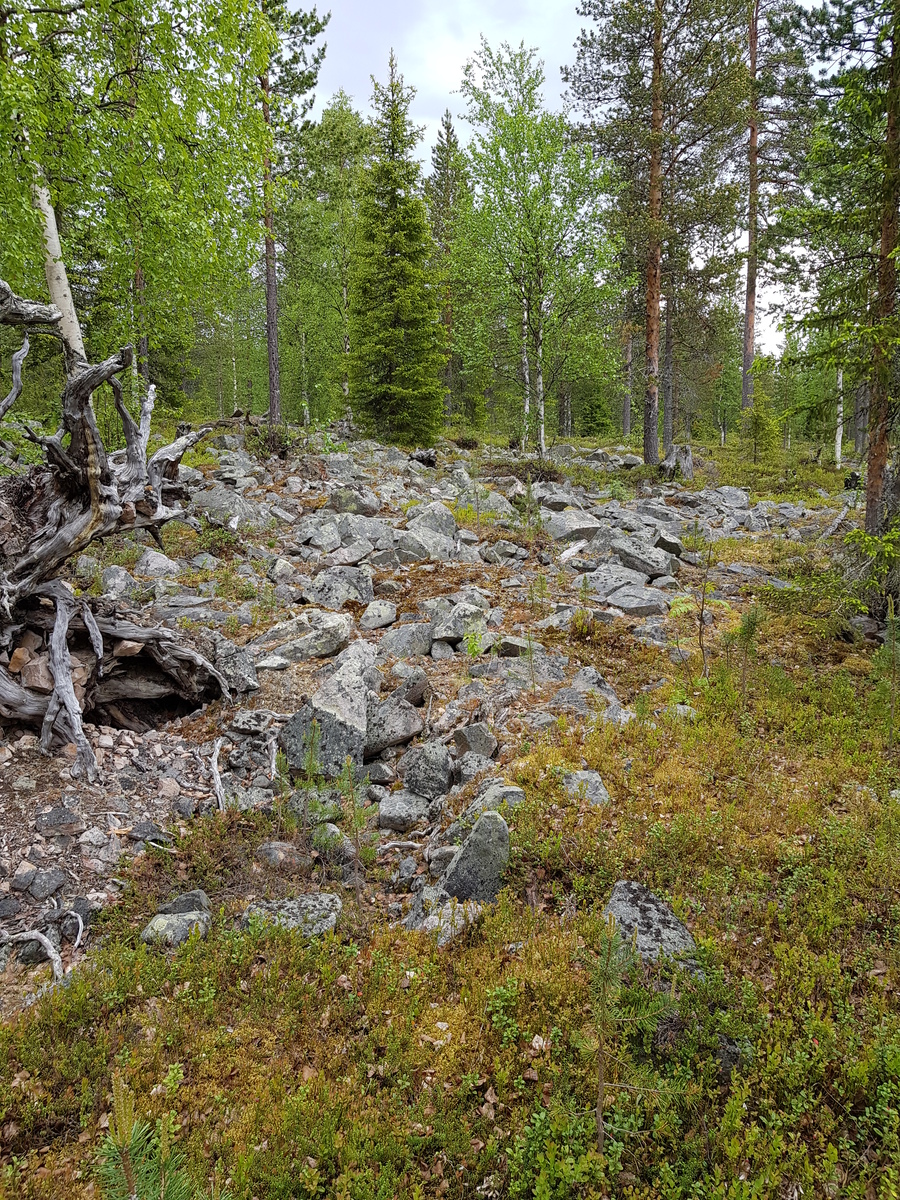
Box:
0 280 231 777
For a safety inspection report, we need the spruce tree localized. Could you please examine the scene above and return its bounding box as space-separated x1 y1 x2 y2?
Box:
349 53 447 445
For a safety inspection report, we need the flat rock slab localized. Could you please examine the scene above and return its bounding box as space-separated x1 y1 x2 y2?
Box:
543 509 602 541
572 565 649 601
602 880 696 965
453 721 498 758
605 584 670 617
379 622 434 659
359 600 397 630
241 894 342 938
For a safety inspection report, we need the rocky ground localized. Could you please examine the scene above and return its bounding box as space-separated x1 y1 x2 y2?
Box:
0 433 864 1005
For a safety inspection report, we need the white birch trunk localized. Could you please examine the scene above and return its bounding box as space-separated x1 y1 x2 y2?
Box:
835 368 844 469
521 294 531 452
31 171 85 371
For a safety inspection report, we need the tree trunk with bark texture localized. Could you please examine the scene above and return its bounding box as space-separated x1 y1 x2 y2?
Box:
644 0 664 466
866 24 900 534
261 71 282 431
663 292 674 453
623 328 633 438
742 0 759 411
0 280 229 781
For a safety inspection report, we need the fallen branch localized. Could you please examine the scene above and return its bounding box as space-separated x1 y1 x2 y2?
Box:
2 929 64 981
211 738 227 812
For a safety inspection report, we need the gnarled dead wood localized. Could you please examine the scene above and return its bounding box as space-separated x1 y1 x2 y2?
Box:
0 279 230 776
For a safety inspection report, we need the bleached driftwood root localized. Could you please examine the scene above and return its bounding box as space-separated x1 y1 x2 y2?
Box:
0 280 231 778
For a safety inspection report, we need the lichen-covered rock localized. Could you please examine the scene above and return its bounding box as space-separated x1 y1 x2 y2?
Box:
602 880 696 965
241 893 342 938
377 789 432 832
304 567 374 611
563 770 610 806
443 811 509 903
398 740 453 799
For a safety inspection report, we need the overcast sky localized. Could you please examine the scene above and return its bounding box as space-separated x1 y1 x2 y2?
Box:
310 0 585 152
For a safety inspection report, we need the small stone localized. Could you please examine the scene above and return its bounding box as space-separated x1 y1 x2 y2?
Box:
158 777 181 800
255 841 310 871
602 880 697 966
158 889 212 915
134 549 180 578
8 646 32 673
454 751 496 784
34 806 86 837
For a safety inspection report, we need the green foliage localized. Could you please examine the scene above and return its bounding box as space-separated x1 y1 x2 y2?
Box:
348 54 448 446
740 389 780 463
507 1105 605 1199
486 979 521 1047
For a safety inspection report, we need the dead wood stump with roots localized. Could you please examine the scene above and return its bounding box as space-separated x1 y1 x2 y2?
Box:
0 280 230 780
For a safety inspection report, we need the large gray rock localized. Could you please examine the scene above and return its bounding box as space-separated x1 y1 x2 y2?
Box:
210 634 259 692
443 812 509 902
304 567 374 611
571 565 649 601
159 889 212 915
611 536 674 580
101 565 138 598
379 622 434 659
377 788 432 831
397 526 455 562
141 909 211 947
453 721 498 758
606 584 670 617
457 487 517 520
193 484 265 529
359 600 396 630
407 501 458 539
543 509 602 541
28 867 68 901
135 549 180 578
241 893 342 937
563 770 610 806
399 740 453 799
714 486 750 509
280 666 369 777
252 610 351 661
602 880 697 965
366 695 424 755
433 602 486 646
327 484 381 516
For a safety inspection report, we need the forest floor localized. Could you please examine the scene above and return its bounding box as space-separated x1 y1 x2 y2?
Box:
0 434 897 1200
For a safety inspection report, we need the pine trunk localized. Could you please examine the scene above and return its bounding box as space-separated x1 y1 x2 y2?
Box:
261 71 282 431
623 327 633 438
663 290 674 453
866 23 900 533
644 0 664 466
742 0 759 410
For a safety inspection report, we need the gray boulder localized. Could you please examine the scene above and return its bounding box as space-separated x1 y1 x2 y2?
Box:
366 695 424 755
280 667 369 777
572 565 649 601
327 484 380 516
377 789 432 831
443 812 509 902
433 602 486 645
563 770 610 806
454 751 496 784
241 893 342 937
134 549 180 578
422 898 482 947
359 600 397 630
142 908 211 947
304 567 373 611
408 501 458 539
159 889 212 915
714 486 750 509
379 622 434 659
602 880 697 965
453 721 498 758
253 610 351 662
606 584 670 617
543 509 602 541
399 740 453 799
611 536 674 580
397 526 455 562
210 634 259 692
193 484 265 529
101 565 138 598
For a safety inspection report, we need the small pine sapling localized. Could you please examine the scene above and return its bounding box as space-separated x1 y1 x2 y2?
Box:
339 756 370 926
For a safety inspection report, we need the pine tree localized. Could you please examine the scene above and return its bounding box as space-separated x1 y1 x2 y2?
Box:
348 53 447 445
426 109 468 423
